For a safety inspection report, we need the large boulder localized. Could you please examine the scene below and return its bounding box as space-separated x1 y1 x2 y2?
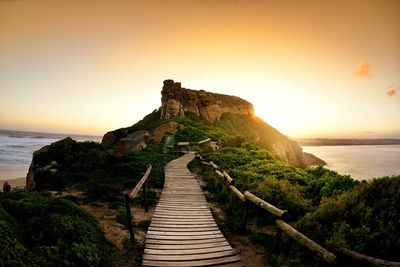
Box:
102 128 129 148
113 130 150 157
26 137 75 191
160 79 254 122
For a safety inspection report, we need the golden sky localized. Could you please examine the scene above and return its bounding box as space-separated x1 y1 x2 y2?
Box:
0 0 399 138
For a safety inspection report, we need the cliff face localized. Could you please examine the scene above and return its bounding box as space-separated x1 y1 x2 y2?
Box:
161 80 254 122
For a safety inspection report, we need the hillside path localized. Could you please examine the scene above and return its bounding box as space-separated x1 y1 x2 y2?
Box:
142 153 243 267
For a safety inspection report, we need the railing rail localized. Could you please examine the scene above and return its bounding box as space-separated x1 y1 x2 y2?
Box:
196 152 400 266
124 165 152 245
339 247 400 267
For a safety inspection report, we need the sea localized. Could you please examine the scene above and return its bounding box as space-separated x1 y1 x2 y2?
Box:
1 129 399 182
0 129 101 180
302 145 400 181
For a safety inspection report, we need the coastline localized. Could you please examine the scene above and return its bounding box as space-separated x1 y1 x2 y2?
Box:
0 177 26 191
297 138 400 146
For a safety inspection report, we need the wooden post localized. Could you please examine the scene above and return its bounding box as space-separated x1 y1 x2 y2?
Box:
241 199 249 232
273 228 283 252
147 169 151 191
124 193 135 245
143 180 148 212
228 189 233 212
223 181 228 196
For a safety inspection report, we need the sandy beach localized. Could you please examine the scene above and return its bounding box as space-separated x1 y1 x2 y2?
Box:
0 177 26 191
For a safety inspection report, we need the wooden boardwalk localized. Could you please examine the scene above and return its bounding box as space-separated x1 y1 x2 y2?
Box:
143 153 242 267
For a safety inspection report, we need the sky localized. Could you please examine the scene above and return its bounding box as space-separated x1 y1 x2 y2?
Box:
0 0 399 138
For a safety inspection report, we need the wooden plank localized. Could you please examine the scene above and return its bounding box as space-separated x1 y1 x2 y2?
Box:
154 213 212 216
143 250 237 261
155 205 208 210
149 223 218 228
145 237 227 245
150 219 215 224
145 241 230 250
146 233 223 240
145 245 233 255
152 214 214 219
148 227 219 232
147 230 222 236
142 255 241 267
154 209 211 214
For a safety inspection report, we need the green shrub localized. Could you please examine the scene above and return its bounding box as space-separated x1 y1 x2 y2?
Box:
296 177 400 261
0 192 111 266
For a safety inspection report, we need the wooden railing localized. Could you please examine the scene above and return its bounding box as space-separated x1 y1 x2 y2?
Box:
176 138 212 155
123 165 152 245
197 154 400 266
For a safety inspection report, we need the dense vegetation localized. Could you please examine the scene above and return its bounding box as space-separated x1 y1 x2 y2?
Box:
33 138 174 202
0 191 111 267
198 143 400 265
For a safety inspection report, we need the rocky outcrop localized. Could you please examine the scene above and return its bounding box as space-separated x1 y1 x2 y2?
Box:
26 138 73 191
153 121 180 143
272 140 304 168
161 80 254 122
98 80 324 167
303 152 327 166
113 130 150 158
102 128 129 148
272 140 326 168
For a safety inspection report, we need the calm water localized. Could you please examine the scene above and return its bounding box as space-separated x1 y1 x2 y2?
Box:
0 129 101 180
302 145 400 181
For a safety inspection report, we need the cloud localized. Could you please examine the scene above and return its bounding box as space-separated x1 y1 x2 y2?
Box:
355 62 372 77
387 85 398 97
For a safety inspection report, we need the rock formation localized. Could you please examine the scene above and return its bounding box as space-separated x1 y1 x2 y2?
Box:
161 80 254 122
98 80 324 167
153 121 180 143
271 141 326 168
113 130 150 158
26 138 70 192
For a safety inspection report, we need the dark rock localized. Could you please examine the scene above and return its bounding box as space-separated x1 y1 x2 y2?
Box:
2 182 11 193
26 138 75 192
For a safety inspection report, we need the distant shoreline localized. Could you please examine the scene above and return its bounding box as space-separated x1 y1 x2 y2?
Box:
297 138 400 146
0 177 26 191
